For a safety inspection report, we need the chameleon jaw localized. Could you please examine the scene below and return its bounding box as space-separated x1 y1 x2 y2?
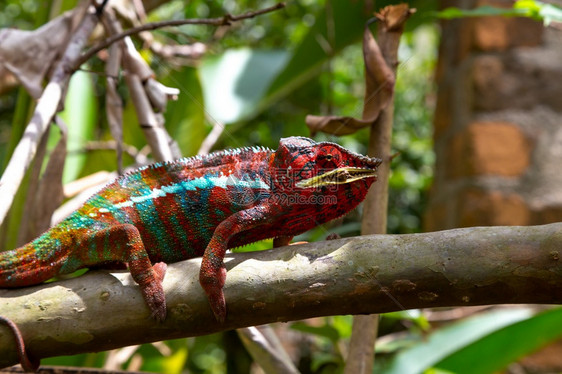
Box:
295 167 378 188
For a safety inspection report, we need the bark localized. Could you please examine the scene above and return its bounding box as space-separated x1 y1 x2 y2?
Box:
1 223 562 367
347 5 415 373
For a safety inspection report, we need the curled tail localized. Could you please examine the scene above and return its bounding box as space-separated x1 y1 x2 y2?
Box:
0 316 39 371
0 230 75 288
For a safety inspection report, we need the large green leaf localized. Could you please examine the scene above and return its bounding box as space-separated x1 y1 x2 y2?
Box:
198 0 436 126
434 0 562 26
436 307 562 373
162 66 207 155
58 70 97 183
433 6 526 19
380 308 535 374
262 0 371 113
198 0 373 125
514 0 562 25
199 48 289 124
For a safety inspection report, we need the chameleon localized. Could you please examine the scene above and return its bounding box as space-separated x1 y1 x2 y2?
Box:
0 136 382 368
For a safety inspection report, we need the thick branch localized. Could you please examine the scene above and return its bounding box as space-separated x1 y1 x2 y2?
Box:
1 223 562 367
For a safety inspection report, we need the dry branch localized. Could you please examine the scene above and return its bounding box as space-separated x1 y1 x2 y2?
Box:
1 223 562 367
0 5 99 224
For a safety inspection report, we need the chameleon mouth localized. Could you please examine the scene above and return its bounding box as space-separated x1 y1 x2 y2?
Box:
295 167 378 188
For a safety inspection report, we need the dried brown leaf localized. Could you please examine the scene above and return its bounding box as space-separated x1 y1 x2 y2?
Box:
305 115 373 136
306 26 395 136
376 4 416 32
34 123 67 230
17 123 66 244
0 13 73 98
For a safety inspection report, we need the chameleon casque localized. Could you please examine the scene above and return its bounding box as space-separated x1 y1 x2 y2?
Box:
0 136 382 368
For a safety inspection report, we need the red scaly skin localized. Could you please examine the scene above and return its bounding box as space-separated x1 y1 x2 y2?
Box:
198 137 382 321
0 137 382 368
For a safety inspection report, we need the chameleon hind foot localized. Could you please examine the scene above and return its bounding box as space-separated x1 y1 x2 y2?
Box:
139 262 167 321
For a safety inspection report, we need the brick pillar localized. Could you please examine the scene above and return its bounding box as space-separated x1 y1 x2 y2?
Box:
425 0 562 231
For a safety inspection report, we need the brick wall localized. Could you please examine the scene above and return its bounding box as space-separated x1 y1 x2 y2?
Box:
425 0 562 231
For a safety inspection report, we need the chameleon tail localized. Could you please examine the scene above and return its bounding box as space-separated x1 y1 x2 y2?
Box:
0 232 70 288
0 316 39 371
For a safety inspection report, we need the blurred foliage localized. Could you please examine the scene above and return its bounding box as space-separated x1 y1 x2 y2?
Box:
4 1 550 374
435 0 562 26
0 0 438 371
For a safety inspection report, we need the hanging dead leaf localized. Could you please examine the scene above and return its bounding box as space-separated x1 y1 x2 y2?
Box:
0 13 73 98
376 4 416 32
17 120 66 244
306 25 395 136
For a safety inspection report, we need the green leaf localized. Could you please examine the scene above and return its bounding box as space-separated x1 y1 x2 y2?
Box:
424 369 456 374
162 66 206 155
379 308 534 374
263 0 370 110
291 321 341 343
434 0 562 25
384 310 430 331
198 0 375 126
58 70 97 183
539 4 562 25
514 0 541 14
433 5 527 19
522 0 562 25
436 307 562 373
199 48 289 124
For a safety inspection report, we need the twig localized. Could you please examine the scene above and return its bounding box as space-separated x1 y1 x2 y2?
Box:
101 7 175 163
74 2 286 69
198 120 225 155
101 6 125 174
238 326 299 374
79 140 149 165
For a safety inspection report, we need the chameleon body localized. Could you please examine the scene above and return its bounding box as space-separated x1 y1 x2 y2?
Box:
0 137 382 324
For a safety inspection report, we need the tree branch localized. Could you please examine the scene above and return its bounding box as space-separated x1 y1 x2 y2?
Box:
74 2 286 69
0 4 99 225
1 223 562 367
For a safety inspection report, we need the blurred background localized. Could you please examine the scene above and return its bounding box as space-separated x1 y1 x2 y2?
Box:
0 0 561 372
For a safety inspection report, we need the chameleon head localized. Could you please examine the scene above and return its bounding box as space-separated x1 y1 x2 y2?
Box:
271 137 383 215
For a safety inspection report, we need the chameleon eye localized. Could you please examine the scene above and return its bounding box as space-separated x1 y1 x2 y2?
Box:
318 146 341 168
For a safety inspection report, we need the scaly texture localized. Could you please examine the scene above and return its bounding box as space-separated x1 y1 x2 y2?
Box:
0 137 382 323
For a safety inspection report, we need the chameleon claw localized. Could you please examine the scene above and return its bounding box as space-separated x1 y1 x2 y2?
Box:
208 290 227 324
200 267 227 323
325 233 341 240
140 262 167 322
